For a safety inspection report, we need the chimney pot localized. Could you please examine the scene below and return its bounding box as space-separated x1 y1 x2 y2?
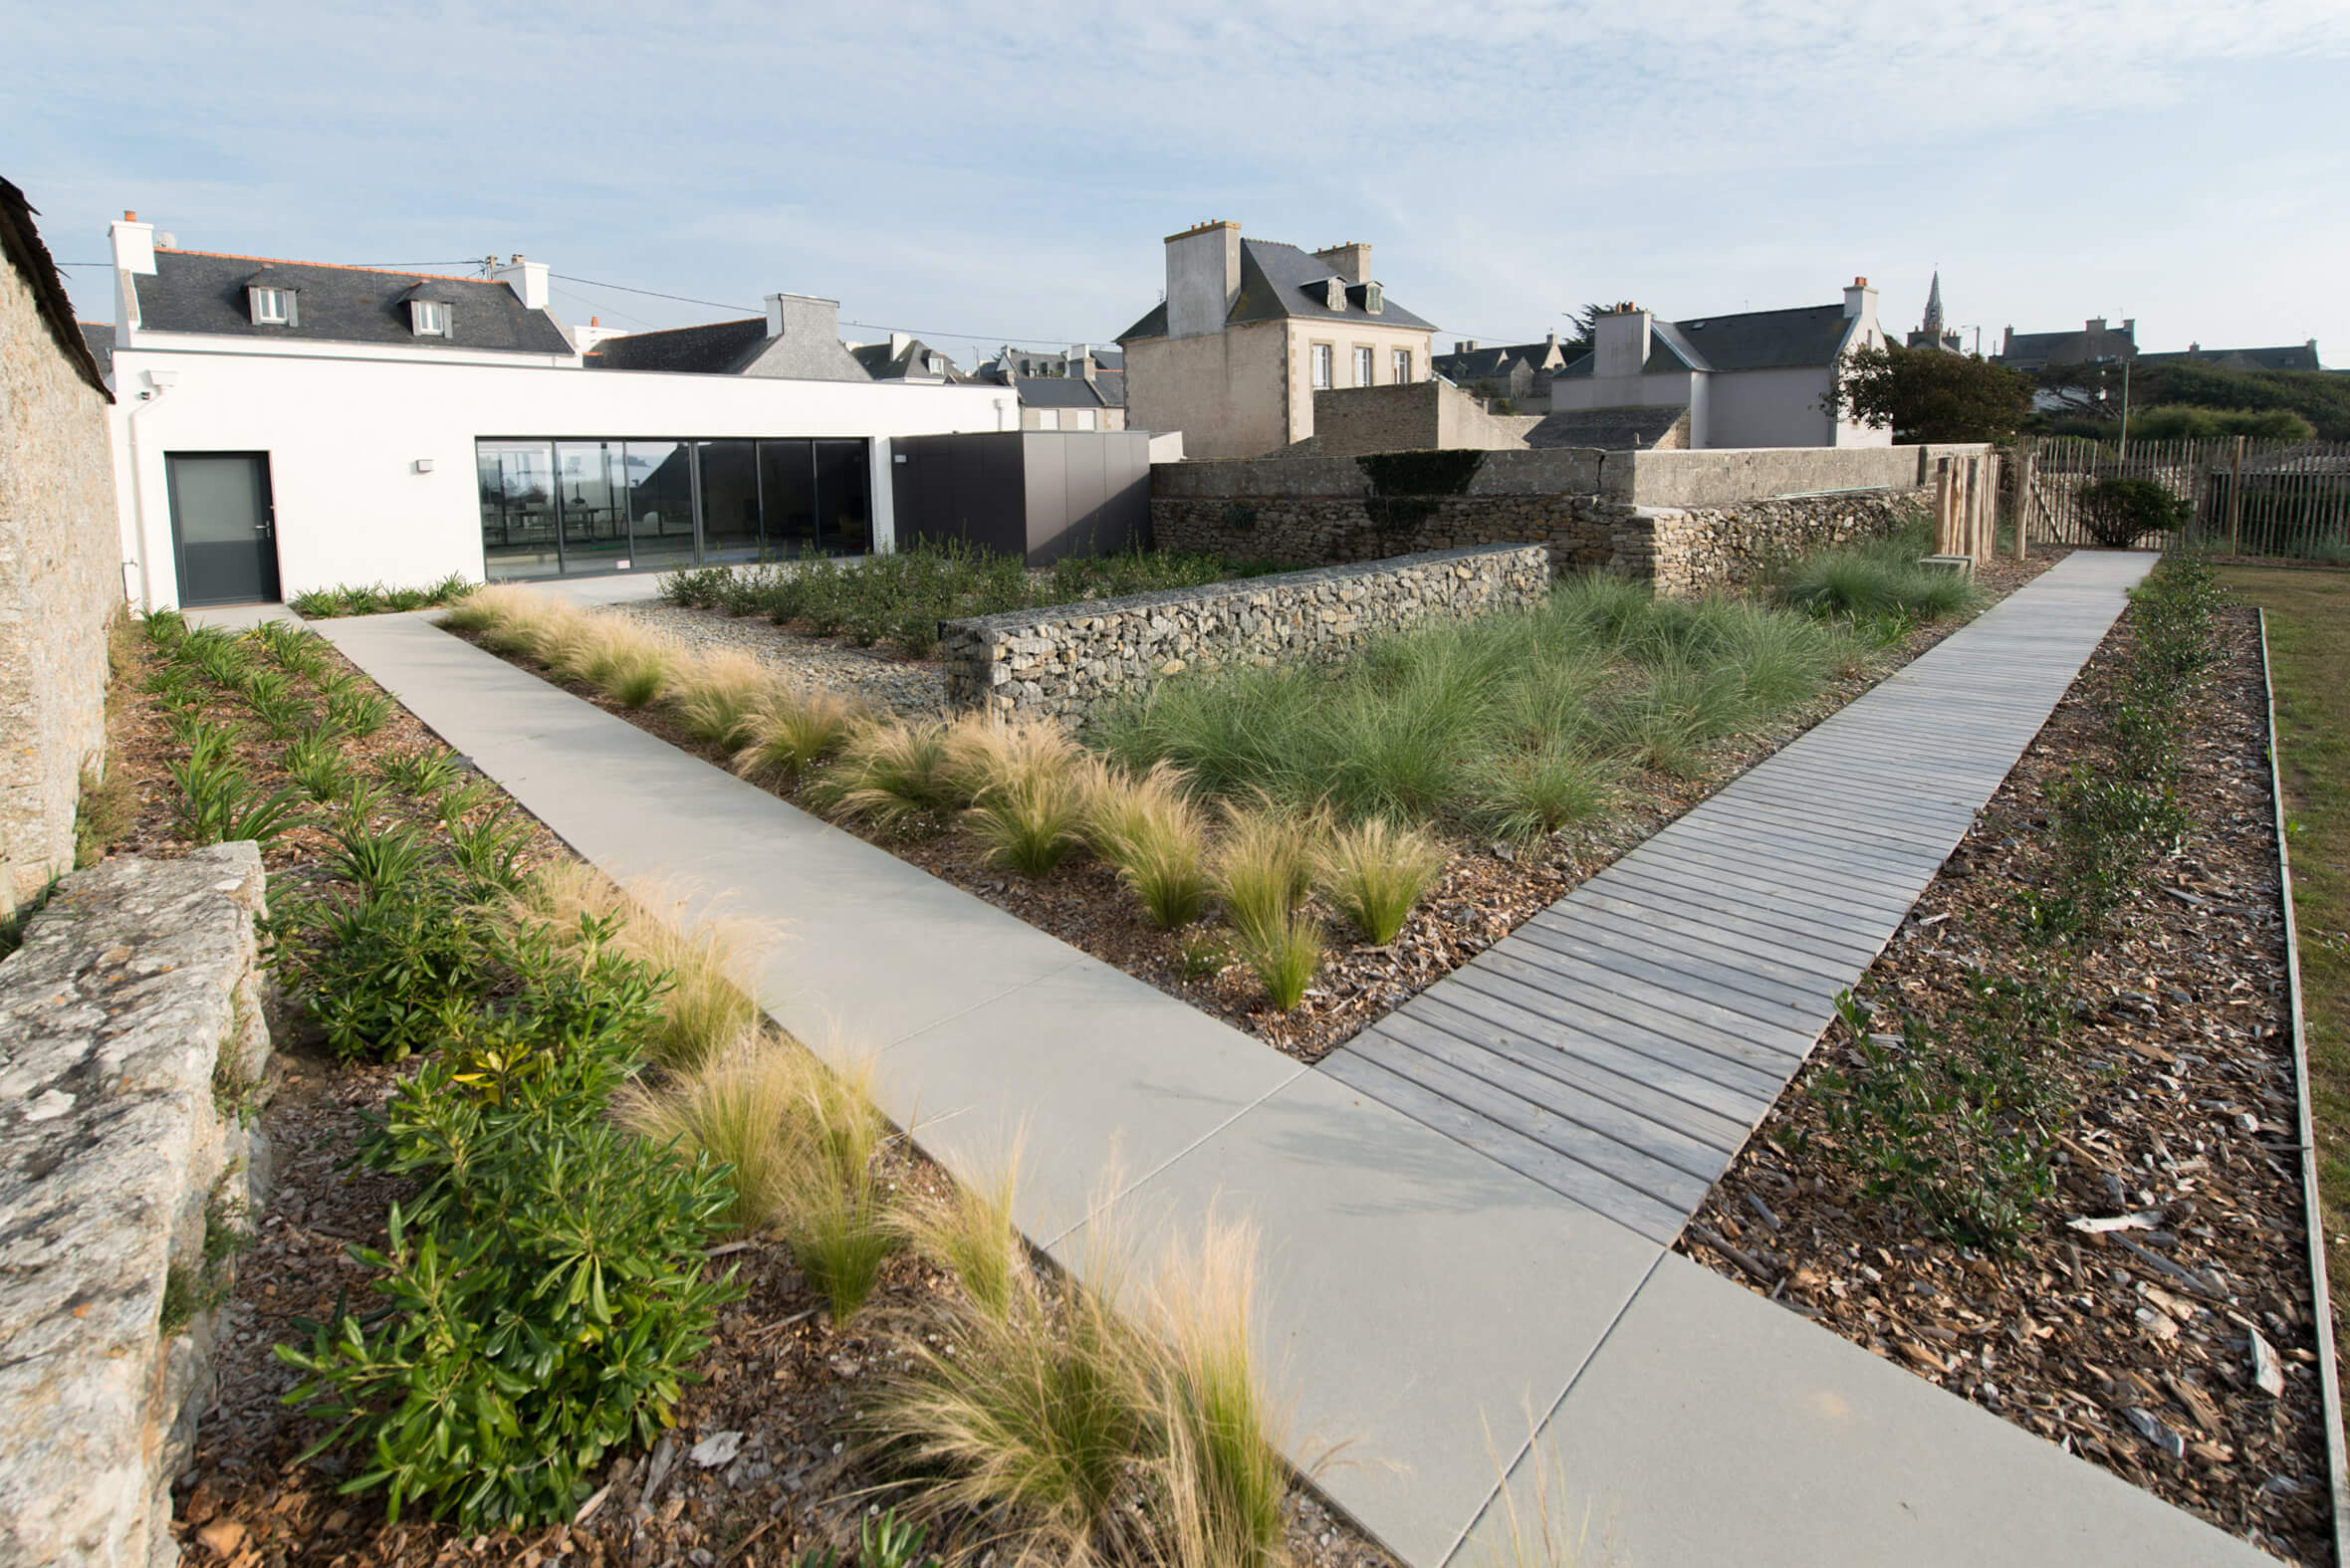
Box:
123 209 136 221
1853 276 1867 287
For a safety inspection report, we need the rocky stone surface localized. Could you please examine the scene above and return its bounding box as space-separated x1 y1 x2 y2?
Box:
0 843 272 1568
1155 488 1928 593
941 545 1549 725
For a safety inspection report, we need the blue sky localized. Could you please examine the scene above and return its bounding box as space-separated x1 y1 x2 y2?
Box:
16 1 2349 367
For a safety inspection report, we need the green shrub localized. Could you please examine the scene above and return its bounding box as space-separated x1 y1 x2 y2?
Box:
288 573 474 619
2078 478 2189 549
1775 522 1982 624
271 872 504 1060
1806 982 2070 1248
279 928 730 1529
168 758 309 846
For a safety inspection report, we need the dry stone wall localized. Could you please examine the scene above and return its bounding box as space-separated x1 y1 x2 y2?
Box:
942 544 1550 726
0 844 272 1568
0 241 119 915
1627 491 1927 593
1150 446 1936 593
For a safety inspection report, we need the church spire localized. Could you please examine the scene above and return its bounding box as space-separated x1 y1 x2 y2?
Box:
1923 270 1945 336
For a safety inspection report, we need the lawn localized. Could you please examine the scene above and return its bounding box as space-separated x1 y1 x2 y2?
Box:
2218 564 2350 1404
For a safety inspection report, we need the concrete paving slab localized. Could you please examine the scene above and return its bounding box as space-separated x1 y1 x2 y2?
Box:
1054 1066 1665 1568
1459 1252 2273 1568
184 600 300 630
869 954 1305 1245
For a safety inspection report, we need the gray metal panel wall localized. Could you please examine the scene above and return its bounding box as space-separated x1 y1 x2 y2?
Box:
892 431 1150 564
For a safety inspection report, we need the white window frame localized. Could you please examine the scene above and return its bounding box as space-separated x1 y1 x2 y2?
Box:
1310 342 1333 390
1072 408 1097 431
1392 347 1412 382
1353 345 1374 386
249 286 292 325
1035 409 1060 430
410 300 450 336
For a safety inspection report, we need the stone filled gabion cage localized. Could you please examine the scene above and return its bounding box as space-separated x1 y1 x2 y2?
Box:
940 544 1551 727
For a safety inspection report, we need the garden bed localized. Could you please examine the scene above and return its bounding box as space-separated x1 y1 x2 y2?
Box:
1676 590 2335 1564
98 623 1396 1568
458 547 2062 1063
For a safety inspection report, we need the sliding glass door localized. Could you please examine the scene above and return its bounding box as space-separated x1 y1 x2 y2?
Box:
478 436 872 580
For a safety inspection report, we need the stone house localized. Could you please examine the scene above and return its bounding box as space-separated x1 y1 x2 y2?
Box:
847 333 968 383
2138 339 2324 372
1992 317 2138 372
0 177 119 914
1117 223 1437 460
969 345 1127 431
1544 280 1893 449
1430 336 1574 410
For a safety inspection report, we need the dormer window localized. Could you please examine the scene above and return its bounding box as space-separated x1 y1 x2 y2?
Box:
1365 283 1383 316
248 286 295 326
1323 278 1345 311
410 300 450 337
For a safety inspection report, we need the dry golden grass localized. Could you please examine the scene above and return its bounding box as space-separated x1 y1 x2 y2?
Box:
671 648 782 749
1312 816 1447 946
1211 800 1313 946
1150 1216 1293 1568
802 718 960 833
443 583 568 658
896 1139 1027 1321
519 862 771 1072
733 685 867 783
1086 761 1211 929
615 1035 804 1233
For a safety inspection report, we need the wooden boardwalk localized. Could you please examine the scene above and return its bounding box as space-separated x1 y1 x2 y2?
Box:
1322 553 2156 1242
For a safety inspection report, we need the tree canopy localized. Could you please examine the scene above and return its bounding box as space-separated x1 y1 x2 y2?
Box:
1824 344 2036 443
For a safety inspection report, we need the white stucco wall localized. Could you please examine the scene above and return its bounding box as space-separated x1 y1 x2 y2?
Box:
107 347 1011 609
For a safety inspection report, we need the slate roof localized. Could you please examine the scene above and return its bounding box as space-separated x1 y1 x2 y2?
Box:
585 317 771 373
1117 238 1434 340
1006 375 1109 410
849 337 962 381
2139 342 2322 373
1525 403 1689 450
1091 365 1125 406
1551 304 1854 377
0 178 111 396
79 322 116 381
132 249 575 354
1994 324 2136 369
1431 338 1571 384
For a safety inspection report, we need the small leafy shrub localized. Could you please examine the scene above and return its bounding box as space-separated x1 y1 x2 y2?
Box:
271 871 504 1060
281 732 352 803
1806 982 2071 1248
288 573 474 618
375 747 461 797
2078 478 2189 549
1313 817 1446 945
169 758 309 846
326 686 394 739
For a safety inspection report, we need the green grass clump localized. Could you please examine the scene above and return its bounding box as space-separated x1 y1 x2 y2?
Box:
1774 520 1983 626
1095 568 1859 838
732 686 865 783
1314 817 1447 945
1086 762 1211 929
1211 804 1311 945
1233 908 1323 1011
804 720 960 835
288 573 474 619
657 541 1292 659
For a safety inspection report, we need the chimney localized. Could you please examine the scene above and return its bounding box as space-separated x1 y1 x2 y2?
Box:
1842 276 1876 323
1456 339 1479 353
493 255 550 311
888 331 912 355
765 291 841 345
2189 340 2200 353
2086 317 2107 333
1069 342 1094 379
1164 220 1242 339
1312 241 1371 283
1594 305 1652 379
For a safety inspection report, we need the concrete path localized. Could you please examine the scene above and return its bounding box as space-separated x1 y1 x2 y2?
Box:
314 557 2269 1568
1324 552 2159 1243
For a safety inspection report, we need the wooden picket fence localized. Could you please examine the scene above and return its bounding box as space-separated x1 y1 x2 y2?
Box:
2009 435 2350 560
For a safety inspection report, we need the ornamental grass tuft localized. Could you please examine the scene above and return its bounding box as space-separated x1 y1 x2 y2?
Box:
1313 816 1447 945
1086 761 1211 929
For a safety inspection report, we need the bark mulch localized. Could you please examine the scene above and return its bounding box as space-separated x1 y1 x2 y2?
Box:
109 632 1396 1568
1677 604 2334 1566
492 550 2065 1065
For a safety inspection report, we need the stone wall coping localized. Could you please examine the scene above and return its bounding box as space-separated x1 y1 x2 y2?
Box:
943 543 1544 638
0 842 270 1568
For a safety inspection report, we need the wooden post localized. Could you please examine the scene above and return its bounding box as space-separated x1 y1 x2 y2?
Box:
1965 457 1984 563
2014 442 2033 560
1934 458 1954 556
2228 435 2246 557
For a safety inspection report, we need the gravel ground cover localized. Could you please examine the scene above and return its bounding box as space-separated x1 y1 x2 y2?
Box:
94 630 1397 1568
483 551 2061 1062
1677 601 2335 1565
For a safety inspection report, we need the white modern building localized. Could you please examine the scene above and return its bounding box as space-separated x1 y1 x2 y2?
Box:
99 214 1014 610
1542 280 1892 450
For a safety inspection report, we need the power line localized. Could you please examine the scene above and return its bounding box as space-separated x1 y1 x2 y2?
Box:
548 272 758 314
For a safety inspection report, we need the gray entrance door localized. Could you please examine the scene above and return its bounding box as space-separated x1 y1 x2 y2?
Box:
166 453 280 606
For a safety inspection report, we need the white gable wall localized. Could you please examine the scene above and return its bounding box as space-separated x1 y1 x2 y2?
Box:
110 346 1015 609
